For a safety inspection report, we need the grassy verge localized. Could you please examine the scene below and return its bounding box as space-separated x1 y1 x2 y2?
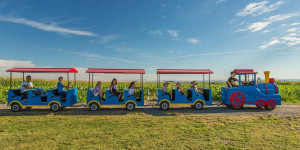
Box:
0 114 299 149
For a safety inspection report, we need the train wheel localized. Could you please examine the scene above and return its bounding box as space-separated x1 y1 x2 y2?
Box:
256 99 266 108
11 103 21 112
126 102 135 111
160 101 169 110
50 103 60 112
90 102 99 111
229 92 245 109
265 99 277 110
194 101 203 110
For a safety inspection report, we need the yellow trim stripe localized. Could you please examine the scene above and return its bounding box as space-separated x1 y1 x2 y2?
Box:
8 101 61 108
48 101 62 107
87 100 137 107
158 99 205 106
87 100 101 106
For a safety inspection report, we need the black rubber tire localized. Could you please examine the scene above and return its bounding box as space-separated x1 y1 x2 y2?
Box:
231 105 244 110
194 101 204 110
11 103 21 112
50 103 60 112
264 105 276 111
126 102 135 111
90 102 99 111
160 101 169 110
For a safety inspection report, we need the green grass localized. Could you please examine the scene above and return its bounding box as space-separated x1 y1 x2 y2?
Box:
1 77 300 104
0 114 299 149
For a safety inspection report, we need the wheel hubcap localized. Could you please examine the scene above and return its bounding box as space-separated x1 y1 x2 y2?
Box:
52 104 58 111
162 103 168 109
128 104 133 110
91 104 97 110
13 105 19 111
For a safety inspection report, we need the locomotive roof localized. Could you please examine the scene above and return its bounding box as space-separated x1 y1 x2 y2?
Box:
234 69 257 74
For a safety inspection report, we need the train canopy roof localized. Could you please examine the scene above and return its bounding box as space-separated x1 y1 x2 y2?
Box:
86 68 145 74
157 69 213 74
6 68 78 73
234 69 257 74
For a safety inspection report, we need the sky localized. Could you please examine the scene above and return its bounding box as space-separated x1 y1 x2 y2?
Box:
0 0 300 82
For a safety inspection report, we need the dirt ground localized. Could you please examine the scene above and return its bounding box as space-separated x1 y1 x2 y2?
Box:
1 100 299 118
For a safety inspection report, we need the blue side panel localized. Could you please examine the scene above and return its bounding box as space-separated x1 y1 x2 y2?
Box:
86 88 101 105
157 89 171 105
87 89 144 106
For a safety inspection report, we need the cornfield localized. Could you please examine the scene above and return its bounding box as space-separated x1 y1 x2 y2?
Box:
0 77 299 103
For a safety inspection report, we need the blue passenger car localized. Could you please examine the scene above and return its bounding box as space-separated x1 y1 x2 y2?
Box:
85 68 145 111
6 68 78 112
156 69 213 110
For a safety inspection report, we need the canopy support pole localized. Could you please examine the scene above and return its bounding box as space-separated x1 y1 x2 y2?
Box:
142 74 144 89
209 74 211 89
203 74 205 88
10 72 12 89
67 73 70 88
92 73 94 87
159 74 160 88
74 73 77 87
22 72 24 81
88 73 90 89
157 74 158 88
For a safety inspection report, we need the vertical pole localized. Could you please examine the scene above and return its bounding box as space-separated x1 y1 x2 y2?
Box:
254 74 256 86
74 73 76 87
157 74 158 88
10 72 12 89
22 72 25 81
239 74 241 86
209 74 211 89
142 74 144 89
67 73 70 88
159 74 160 88
203 74 204 88
92 73 94 87
88 73 90 89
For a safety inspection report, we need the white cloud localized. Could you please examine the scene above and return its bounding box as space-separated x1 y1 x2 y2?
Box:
287 28 297 32
0 59 35 71
282 36 300 46
216 0 226 4
161 2 171 7
287 33 300 37
167 30 179 40
239 21 271 32
259 38 280 49
58 49 132 63
0 15 97 36
96 34 119 44
236 0 284 17
266 13 299 22
186 38 201 44
263 30 270 33
149 30 163 35
239 13 299 32
168 50 174 54
291 22 300 26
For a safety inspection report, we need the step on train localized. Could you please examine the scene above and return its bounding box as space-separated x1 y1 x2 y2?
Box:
6 67 281 112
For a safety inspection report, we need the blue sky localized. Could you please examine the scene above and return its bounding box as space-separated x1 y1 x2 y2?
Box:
0 0 300 81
